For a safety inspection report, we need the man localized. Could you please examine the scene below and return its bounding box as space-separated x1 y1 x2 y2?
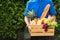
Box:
24 0 56 40
24 0 56 29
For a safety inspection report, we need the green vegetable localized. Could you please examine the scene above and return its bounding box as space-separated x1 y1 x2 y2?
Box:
27 10 35 19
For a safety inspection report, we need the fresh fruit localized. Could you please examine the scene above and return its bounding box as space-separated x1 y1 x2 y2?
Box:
30 20 36 25
34 18 38 24
41 18 47 21
44 18 51 24
37 20 42 25
43 23 48 32
43 24 48 28
30 16 58 31
48 21 58 27
41 20 44 24
48 21 58 29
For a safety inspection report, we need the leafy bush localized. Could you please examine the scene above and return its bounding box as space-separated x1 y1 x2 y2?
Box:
54 0 60 22
0 0 26 40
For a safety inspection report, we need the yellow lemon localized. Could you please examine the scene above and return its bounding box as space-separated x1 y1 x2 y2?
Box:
37 20 42 25
44 19 51 24
41 18 47 21
30 20 36 25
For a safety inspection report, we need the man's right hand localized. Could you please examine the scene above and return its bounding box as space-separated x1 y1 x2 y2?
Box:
28 25 31 29
27 25 31 32
24 16 31 32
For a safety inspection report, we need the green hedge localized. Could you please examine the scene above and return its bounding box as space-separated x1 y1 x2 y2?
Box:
0 0 60 40
0 0 26 40
53 0 60 27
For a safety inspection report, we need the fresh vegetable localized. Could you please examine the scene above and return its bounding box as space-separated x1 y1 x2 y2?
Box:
27 10 35 19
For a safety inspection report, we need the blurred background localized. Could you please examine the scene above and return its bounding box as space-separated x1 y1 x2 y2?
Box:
0 0 60 40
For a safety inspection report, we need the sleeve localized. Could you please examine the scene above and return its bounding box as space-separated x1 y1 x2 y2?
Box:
49 2 57 15
24 2 30 16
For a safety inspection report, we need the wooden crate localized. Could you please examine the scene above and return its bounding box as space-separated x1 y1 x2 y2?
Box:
30 25 55 36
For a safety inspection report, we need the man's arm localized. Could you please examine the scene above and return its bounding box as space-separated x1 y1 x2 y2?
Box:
48 15 56 21
24 16 31 29
51 15 56 21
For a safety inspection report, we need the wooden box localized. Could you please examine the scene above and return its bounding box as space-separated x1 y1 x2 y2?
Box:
30 25 55 36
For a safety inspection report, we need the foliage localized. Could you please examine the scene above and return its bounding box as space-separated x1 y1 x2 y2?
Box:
0 0 25 40
53 0 60 21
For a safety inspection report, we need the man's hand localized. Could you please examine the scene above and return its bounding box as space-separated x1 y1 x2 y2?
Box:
52 15 56 21
27 24 31 29
27 24 31 32
48 15 56 21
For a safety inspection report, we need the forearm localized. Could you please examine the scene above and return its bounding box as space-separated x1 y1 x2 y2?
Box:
24 16 30 26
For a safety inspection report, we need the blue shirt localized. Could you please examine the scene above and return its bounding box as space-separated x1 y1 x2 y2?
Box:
24 0 56 18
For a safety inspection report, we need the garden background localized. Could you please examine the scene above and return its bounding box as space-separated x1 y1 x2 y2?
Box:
0 0 60 40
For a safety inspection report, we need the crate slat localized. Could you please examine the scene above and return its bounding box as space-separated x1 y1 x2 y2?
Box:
30 33 54 36
30 26 55 36
31 29 54 33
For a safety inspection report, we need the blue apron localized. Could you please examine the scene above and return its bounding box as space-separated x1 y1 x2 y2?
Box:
24 0 56 18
